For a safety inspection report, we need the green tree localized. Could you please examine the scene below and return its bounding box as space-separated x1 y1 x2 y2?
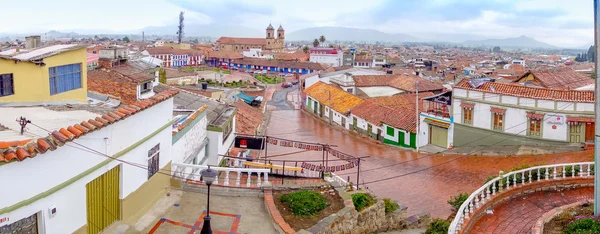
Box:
313 39 320 48
159 69 167 84
192 38 199 44
587 45 595 62
319 35 326 47
94 35 100 40
492 46 501 52
122 36 130 43
302 45 309 54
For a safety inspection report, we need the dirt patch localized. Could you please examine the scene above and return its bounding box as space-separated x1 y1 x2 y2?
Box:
544 202 594 234
273 186 345 231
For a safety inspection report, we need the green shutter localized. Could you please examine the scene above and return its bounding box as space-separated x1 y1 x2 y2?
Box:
386 126 395 136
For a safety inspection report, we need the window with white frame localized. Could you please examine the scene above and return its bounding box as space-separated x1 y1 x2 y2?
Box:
148 144 160 179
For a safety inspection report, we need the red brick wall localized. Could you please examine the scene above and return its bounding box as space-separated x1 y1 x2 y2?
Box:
88 72 138 104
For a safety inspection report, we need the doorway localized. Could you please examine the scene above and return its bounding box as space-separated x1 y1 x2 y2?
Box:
86 165 120 234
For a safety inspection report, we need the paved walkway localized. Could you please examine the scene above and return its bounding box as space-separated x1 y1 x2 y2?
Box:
470 186 593 234
265 110 593 218
124 190 277 234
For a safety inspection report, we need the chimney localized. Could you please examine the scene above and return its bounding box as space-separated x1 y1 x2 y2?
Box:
25 35 41 49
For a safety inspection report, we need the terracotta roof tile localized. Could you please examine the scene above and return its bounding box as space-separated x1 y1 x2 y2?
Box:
350 100 417 133
216 37 267 45
455 79 595 103
354 74 444 92
0 89 179 163
520 68 594 90
67 126 83 137
304 82 364 114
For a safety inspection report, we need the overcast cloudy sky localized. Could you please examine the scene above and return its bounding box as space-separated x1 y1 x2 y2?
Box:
1 0 593 47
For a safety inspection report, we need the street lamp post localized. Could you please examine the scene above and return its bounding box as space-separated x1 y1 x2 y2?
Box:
200 166 218 234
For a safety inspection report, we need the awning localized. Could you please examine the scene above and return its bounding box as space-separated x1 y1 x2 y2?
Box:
526 112 544 120
460 102 475 109
423 118 450 129
567 116 595 124
490 107 506 114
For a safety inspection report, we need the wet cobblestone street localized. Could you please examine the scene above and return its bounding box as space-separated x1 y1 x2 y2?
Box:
265 110 593 218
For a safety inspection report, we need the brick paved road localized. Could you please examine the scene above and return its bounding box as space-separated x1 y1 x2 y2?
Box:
264 110 593 218
470 187 593 234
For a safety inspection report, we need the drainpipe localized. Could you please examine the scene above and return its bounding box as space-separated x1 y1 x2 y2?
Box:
594 0 600 215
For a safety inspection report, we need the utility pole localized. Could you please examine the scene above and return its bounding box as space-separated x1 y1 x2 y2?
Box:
415 71 420 153
594 0 600 215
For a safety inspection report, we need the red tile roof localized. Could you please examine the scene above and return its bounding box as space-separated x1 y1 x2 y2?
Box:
89 65 155 83
206 50 244 60
455 79 595 103
520 68 593 90
350 100 417 133
233 100 264 135
353 74 444 93
0 90 179 163
367 92 434 108
216 37 267 45
304 82 364 115
146 46 197 55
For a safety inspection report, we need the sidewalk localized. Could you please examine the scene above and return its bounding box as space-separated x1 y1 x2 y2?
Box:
443 144 584 156
107 189 278 234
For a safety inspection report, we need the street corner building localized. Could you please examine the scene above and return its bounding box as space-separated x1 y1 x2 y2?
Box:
452 78 595 147
0 44 182 234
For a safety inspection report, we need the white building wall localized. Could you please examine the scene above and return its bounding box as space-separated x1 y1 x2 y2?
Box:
453 99 463 124
473 102 492 129
383 124 399 142
501 96 518 105
454 89 467 97
537 100 554 109
351 114 368 130
557 102 575 111
309 54 342 67
520 98 536 107
0 99 174 234
172 115 208 164
484 93 500 102
469 91 483 99
542 113 568 141
503 107 528 135
577 103 594 112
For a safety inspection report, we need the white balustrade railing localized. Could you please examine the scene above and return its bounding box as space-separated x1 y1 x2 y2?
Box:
448 162 594 234
329 172 357 190
172 163 271 188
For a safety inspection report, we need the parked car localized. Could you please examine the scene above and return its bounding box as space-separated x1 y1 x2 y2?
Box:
291 80 299 85
253 70 262 74
285 73 294 77
230 66 239 70
281 82 293 88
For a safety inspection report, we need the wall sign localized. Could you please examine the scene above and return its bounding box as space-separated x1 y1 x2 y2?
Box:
546 114 565 125
0 217 8 224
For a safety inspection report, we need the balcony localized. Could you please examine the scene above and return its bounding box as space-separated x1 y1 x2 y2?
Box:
423 100 450 119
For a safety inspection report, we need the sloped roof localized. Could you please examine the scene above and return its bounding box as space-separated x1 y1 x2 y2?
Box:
0 90 178 163
206 50 244 60
88 64 155 83
350 100 417 133
304 81 364 114
233 100 263 135
216 37 267 45
368 92 434 107
520 68 594 90
353 74 444 92
455 79 595 103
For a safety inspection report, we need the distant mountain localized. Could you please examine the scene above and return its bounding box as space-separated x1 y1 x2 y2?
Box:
463 36 558 49
142 24 262 38
286 26 420 43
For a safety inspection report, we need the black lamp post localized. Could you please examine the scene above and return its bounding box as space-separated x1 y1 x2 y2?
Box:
200 166 217 234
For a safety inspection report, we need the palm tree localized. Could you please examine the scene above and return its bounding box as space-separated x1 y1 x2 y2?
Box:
313 39 320 48
319 35 326 47
302 45 309 53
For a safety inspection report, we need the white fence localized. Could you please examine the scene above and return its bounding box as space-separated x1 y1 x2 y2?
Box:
172 163 271 187
449 162 594 234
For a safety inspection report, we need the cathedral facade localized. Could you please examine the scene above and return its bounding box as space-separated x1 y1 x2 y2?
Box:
215 23 284 53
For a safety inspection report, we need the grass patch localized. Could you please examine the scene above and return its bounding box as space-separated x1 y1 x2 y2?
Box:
384 198 400 214
280 190 329 216
351 193 376 212
425 218 450 234
255 74 284 84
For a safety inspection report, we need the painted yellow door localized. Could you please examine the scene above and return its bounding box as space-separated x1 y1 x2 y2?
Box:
86 165 120 234
430 126 448 148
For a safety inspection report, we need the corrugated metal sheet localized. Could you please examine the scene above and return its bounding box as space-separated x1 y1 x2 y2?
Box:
86 165 120 234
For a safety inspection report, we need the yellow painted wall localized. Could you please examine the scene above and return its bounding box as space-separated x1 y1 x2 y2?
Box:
517 73 535 83
0 48 88 103
120 162 172 224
